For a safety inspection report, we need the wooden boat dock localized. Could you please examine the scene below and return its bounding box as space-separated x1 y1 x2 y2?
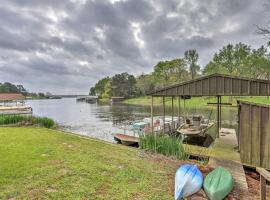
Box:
0 106 32 115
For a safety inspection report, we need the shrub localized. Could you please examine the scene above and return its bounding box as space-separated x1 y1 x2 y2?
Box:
0 115 55 128
139 134 190 160
0 115 24 125
37 117 55 128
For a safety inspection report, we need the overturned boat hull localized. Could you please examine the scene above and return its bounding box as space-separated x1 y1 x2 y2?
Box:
175 164 203 200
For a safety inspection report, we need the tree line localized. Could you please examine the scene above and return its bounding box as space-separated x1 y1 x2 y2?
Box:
90 43 270 98
0 82 47 98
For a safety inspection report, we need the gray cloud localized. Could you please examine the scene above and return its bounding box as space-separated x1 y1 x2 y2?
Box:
0 0 267 94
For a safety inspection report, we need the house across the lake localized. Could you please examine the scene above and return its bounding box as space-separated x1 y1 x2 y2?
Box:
0 93 32 115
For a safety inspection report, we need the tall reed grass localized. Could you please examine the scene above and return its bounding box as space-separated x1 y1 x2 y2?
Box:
0 115 55 128
139 134 190 160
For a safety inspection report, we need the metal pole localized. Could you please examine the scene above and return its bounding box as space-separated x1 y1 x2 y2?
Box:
171 96 174 132
163 96 165 134
151 96 153 134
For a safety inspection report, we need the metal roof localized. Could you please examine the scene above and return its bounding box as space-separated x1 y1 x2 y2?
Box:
0 93 25 101
149 73 270 96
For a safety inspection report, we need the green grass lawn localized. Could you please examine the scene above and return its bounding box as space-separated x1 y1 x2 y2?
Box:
124 96 270 107
0 127 178 200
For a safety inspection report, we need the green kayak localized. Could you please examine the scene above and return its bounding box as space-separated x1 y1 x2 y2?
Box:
203 167 234 200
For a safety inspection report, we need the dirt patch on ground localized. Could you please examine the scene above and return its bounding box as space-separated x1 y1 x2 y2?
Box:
245 169 270 199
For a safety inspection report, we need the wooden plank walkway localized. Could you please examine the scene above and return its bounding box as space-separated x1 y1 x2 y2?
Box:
208 128 252 199
209 157 251 199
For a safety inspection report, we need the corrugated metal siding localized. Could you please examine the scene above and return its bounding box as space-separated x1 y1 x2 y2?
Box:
150 74 270 97
238 101 270 169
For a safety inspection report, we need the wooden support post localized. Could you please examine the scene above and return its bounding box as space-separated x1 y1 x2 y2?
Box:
171 96 174 132
151 96 153 134
178 96 180 127
219 96 222 130
217 96 220 138
260 175 266 200
163 96 165 134
257 167 270 200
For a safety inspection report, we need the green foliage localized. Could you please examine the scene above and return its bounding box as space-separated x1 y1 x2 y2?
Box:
89 76 110 96
139 134 190 160
153 58 188 88
0 82 20 93
0 115 25 125
36 117 55 128
136 74 155 95
109 72 137 98
0 115 55 128
204 43 269 80
184 49 200 79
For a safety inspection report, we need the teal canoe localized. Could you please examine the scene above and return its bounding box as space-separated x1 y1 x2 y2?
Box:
203 167 234 200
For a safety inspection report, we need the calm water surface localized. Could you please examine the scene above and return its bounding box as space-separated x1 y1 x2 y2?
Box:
27 98 238 142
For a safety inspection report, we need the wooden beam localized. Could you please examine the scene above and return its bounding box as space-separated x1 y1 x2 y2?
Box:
257 167 270 181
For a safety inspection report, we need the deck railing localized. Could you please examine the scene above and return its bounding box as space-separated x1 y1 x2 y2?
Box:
256 167 270 200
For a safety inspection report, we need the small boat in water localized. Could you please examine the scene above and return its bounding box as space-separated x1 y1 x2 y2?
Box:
203 167 234 200
177 116 215 138
113 133 139 147
175 164 203 200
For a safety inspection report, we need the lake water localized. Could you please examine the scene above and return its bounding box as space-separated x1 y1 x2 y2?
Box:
27 98 238 142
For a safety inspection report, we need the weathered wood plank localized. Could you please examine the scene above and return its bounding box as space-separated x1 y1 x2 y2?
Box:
209 157 249 195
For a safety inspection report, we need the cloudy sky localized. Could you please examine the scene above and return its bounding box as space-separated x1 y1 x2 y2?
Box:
0 0 268 94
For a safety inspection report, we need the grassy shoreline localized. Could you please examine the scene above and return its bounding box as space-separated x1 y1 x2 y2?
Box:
0 127 181 199
123 96 270 107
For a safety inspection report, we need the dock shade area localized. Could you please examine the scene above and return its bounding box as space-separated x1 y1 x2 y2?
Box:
0 93 32 115
147 73 270 136
238 101 270 169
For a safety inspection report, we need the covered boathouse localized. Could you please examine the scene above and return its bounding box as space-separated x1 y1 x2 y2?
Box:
148 73 270 135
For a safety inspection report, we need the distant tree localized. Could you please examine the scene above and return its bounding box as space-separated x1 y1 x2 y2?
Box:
102 81 112 98
89 77 110 97
170 58 188 81
257 1 270 45
110 72 137 97
136 74 155 95
184 49 200 79
204 43 251 76
243 46 268 78
0 82 20 93
153 61 173 87
153 58 189 88
38 93 45 98
16 84 27 94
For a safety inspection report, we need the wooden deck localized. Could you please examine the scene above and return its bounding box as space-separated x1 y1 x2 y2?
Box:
185 128 241 162
208 128 251 199
212 128 241 162
209 157 250 198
